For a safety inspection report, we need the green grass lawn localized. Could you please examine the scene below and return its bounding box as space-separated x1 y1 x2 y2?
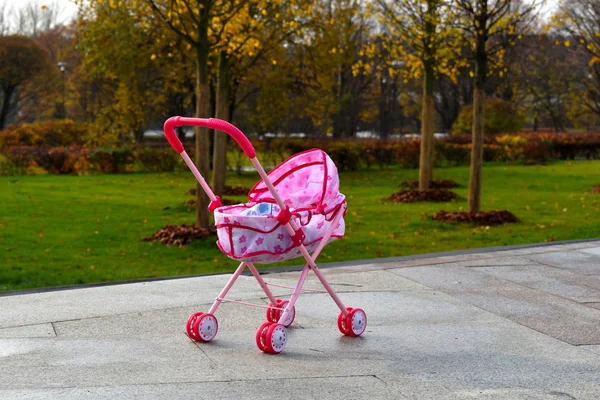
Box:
2 160 600 291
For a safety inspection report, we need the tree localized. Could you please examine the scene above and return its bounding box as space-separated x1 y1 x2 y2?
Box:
453 0 540 213
556 0 600 120
208 0 311 196
0 35 53 129
145 0 284 228
76 0 189 144
377 0 459 190
512 34 580 132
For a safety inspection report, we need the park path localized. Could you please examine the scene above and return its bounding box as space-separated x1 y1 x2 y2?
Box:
1 240 600 399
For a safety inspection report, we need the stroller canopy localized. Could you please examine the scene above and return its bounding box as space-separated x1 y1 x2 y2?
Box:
248 149 345 213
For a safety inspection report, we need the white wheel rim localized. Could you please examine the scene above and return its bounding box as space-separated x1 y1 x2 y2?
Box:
199 315 217 341
281 302 295 327
270 325 287 352
351 310 366 335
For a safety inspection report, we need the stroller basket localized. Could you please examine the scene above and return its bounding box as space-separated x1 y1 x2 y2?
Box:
215 149 346 263
163 116 366 354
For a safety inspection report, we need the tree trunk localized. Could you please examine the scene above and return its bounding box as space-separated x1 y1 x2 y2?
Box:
194 42 211 228
419 64 435 190
468 85 484 213
212 51 230 197
0 86 15 130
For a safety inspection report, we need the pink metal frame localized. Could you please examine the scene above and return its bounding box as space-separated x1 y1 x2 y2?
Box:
164 117 350 325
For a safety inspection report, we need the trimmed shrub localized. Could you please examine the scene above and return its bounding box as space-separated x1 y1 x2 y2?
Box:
437 143 470 166
89 148 134 173
363 140 395 169
392 140 421 169
496 134 527 161
0 119 89 148
134 147 180 172
0 146 90 175
452 99 525 135
326 142 363 171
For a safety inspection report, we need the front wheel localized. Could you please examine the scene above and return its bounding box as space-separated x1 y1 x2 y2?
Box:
192 313 218 342
337 307 367 337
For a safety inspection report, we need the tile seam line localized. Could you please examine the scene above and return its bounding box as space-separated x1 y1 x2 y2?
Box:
0 374 380 391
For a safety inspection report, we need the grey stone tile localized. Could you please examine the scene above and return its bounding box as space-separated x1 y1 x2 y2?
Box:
0 275 284 329
392 265 600 345
0 323 55 339
267 269 430 293
0 335 223 389
0 376 394 400
581 246 600 256
581 345 600 356
455 256 537 268
53 298 271 337
449 388 597 399
527 251 600 275
477 264 600 303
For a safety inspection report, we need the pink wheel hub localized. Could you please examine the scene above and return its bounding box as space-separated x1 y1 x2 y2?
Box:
192 313 218 342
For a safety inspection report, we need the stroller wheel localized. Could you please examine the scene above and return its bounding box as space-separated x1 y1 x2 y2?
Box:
337 307 367 337
337 307 353 335
266 323 288 354
255 322 271 352
266 300 296 327
186 312 204 341
192 313 218 342
347 308 367 337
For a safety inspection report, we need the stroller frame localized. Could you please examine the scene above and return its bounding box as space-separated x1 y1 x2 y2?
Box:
164 116 367 354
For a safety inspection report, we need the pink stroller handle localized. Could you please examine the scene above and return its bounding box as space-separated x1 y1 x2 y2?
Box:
164 116 256 158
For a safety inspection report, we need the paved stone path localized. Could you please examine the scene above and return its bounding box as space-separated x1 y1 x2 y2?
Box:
1 241 600 399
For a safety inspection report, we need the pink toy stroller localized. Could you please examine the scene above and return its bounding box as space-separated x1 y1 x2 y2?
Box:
164 117 367 354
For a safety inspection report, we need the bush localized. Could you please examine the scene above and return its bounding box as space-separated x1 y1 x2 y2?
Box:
89 148 134 173
437 143 470 166
134 147 180 172
363 140 395 169
522 135 553 163
496 134 527 161
452 99 525 135
0 146 90 175
0 119 89 148
325 142 363 171
46 146 90 174
392 140 421 169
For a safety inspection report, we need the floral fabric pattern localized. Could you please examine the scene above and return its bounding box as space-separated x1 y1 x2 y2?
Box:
213 149 346 264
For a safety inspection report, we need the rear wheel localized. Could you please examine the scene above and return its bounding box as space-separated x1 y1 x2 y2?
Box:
266 300 295 327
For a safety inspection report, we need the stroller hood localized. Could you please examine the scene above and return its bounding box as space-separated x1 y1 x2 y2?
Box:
248 149 345 213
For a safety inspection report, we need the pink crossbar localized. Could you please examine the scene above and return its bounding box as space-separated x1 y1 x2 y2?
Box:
265 282 327 293
217 298 283 310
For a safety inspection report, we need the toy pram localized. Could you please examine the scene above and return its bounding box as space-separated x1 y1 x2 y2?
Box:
164 117 367 354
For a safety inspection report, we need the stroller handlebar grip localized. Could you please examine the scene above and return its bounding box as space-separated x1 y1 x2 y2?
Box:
163 117 185 153
163 116 256 158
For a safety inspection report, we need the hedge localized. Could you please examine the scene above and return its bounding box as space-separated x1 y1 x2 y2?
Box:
1 131 599 175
